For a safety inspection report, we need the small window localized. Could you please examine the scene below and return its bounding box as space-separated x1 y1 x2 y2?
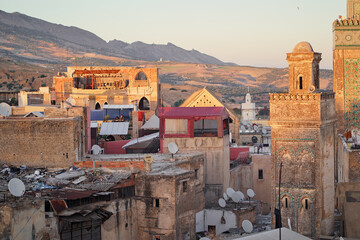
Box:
305 199 309 210
135 71 147 80
182 181 188 192
299 76 303 89
285 198 288 208
258 169 264 180
154 198 160 208
153 236 161 240
195 169 199 179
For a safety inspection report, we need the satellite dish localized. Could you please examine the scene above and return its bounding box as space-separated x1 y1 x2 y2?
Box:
218 198 226 208
200 238 210 240
237 191 245 200
240 126 246 132
91 145 102 155
8 178 25 197
0 102 11 117
66 97 76 106
262 128 267 134
144 155 154 164
223 192 229 201
242 220 253 233
254 125 259 131
231 192 241 203
247 189 255 198
226 188 235 197
168 142 179 154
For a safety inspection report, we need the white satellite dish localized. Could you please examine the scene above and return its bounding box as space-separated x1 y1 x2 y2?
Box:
237 191 245 200
254 125 259 131
200 238 210 240
231 192 241 203
168 142 179 154
8 178 25 197
91 145 102 155
218 198 226 208
240 126 246 132
262 128 267 134
223 192 229 201
242 220 253 233
226 187 235 197
66 97 76 106
0 102 11 117
247 189 255 198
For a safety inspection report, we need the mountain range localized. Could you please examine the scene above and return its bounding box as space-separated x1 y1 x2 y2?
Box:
0 10 227 65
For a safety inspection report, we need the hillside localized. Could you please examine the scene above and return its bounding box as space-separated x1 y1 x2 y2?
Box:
0 10 226 65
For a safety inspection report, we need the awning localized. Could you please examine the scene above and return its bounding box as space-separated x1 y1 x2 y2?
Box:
100 122 129 135
103 105 134 109
123 132 159 148
141 114 159 130
90 122 98 128
59 208 113 223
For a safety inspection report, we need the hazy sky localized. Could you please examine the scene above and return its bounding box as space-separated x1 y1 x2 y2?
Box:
0 0 347 69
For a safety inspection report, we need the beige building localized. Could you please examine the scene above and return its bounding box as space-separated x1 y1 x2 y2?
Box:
241 92 256 121
269 42 336 238
180 88 241 144
51 66 159 111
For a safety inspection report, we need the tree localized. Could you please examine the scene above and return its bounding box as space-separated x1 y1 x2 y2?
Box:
174 99 185 107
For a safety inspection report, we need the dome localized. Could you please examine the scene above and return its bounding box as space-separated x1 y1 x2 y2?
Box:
292 41 314 53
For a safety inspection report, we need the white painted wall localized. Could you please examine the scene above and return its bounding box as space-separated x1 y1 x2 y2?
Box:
196 209 238 235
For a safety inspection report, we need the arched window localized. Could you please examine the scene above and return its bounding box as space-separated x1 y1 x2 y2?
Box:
139 97 150 110
285 197 288 208
305 199 309 210
95 102 101 110
104 102 108 105
135 71 147 80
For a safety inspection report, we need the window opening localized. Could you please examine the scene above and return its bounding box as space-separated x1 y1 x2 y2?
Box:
139 97 150 110
299 76 303 89
305 199 309 210
285 198 288 208
135 71 147 80
95 102 101 110
182 181 188 192
154 198 160 208
258 169 264 180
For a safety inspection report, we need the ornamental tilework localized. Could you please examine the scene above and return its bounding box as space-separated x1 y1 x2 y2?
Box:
354 3 360 16
344 59 360 131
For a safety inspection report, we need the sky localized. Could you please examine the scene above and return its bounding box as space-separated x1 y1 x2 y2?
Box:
0 0 347 69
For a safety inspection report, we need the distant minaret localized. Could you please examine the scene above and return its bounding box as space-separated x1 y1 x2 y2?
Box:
241 89 255 121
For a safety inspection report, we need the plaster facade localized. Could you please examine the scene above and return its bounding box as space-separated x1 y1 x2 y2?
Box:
269 42 336 238
241 93 256 121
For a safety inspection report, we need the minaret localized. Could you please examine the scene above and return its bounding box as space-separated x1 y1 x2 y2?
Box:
269 42 336 238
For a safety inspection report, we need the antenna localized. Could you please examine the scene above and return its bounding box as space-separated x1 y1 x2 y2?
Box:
223 192 229 201
8 178 25 197
247 189 255 198
218 198 226 208
91 145 102 155
226 187 235 198
168 142 179 158
0 102 11 117
242 220 253 233
144 154 154 164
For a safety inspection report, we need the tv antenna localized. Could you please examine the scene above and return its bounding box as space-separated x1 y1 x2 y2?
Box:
0 102 11 117
226 187 235 198
242 220 253 233
8 178 25 197
247 189 255 198
237 191 245 201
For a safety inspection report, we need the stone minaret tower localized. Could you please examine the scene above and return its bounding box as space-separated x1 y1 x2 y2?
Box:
269 42 336 238
333 0 360 132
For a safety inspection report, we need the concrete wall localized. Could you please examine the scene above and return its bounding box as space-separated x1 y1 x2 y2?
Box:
0 117 82 167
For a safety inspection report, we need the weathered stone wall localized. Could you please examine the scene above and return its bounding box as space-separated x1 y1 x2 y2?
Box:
163 135 229 207
229 163 253 195
0 117 82 167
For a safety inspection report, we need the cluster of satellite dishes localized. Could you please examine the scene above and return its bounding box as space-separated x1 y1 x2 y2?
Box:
240 121 268 135
217 187 256 234
0 102 12 117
